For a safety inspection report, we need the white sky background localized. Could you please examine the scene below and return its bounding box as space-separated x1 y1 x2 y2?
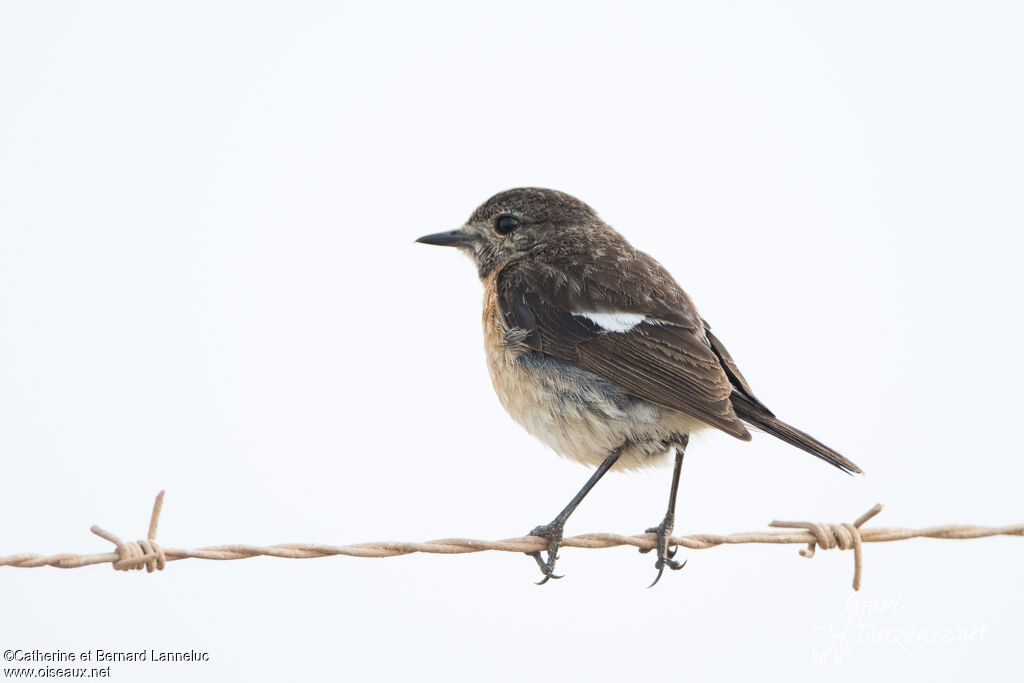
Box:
1 1 1022 681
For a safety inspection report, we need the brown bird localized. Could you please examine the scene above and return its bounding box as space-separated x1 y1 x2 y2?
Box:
417 188 861 586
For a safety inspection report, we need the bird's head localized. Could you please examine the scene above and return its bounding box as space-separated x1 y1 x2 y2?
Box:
416 187 602 278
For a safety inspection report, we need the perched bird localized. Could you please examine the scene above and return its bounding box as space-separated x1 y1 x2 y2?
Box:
417 188 862 586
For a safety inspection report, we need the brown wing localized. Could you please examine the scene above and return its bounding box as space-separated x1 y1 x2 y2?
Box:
701 320 772 415
497 251 751 441
702 319 863 474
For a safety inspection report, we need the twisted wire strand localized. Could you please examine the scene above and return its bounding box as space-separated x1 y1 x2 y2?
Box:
2 492 1021 590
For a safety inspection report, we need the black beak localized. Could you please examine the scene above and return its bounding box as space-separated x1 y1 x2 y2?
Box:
415 230 478 248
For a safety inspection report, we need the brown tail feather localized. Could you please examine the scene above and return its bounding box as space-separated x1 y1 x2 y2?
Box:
702 324 862 475
731 393 863 475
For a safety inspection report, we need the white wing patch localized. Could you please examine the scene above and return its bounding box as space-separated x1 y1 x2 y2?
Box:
573 312 648 333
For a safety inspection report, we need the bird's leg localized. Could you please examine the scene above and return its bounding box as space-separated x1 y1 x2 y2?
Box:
526 446 623 584
641 438 688 587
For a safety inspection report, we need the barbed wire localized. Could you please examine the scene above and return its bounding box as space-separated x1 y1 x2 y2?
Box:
2 492 1021 590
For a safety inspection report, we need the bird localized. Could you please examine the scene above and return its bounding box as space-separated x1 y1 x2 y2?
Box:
416 187 862 586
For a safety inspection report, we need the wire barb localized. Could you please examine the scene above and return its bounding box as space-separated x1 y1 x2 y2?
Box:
769 503 883 590
88 490 167 573
2 494 1022 591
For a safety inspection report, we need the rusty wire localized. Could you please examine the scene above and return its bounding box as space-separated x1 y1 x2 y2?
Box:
2 492 1021 590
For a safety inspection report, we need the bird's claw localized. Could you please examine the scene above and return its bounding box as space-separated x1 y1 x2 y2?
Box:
648 556 687 588
638 525 664 554
533 570 564 585
526 522 564 584
642 517 687 588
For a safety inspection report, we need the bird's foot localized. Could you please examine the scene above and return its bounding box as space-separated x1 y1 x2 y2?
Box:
639 512 686 587
525 521 565 585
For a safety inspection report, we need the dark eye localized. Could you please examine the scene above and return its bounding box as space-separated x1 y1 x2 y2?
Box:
494 214 520 235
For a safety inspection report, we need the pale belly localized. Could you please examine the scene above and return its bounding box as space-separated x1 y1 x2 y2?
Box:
486 343 709 470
